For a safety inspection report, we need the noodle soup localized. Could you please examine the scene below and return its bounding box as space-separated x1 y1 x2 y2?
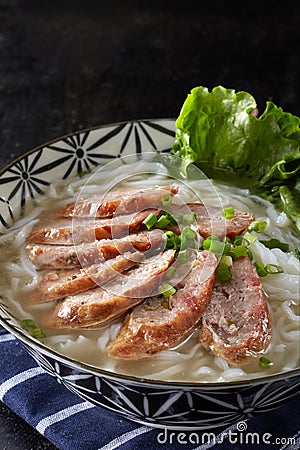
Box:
0 159 299 383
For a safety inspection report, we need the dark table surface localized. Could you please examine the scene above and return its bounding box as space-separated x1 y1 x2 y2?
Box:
0 1 299 449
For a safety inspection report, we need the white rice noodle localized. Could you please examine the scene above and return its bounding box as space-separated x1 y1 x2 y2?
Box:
0 159 299 383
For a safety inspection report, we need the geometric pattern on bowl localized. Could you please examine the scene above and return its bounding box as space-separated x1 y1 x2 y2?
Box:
0 119 299 429
23 343 300 430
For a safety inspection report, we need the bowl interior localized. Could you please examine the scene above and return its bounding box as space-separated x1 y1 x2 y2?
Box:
0 118 299 389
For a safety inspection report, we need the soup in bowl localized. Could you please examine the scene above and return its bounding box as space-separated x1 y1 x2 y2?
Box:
0 119 299 429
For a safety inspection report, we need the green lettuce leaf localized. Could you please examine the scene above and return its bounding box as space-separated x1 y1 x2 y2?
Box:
172 86 300 233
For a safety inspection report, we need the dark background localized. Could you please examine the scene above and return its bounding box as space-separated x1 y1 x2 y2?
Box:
0 1 299 448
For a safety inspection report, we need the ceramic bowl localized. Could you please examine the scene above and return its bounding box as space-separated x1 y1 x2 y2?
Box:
0 119 299 430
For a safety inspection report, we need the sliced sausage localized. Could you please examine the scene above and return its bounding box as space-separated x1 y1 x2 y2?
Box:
29 252 143 303
57 185 178 218
45 249 175 328
28 209 160 245
108 250 217 360
26 229 164 269
167 203 255 238
199 255 272 365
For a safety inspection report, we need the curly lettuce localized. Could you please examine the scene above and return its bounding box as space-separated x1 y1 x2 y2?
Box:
172 86 300 233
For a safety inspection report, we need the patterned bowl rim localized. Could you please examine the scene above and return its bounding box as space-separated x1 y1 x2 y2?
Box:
1 314 299 388
0 118 176 177
1 118 299 389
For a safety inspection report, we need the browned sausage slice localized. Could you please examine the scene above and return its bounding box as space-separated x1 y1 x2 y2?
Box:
167 203 255 238
190 203 255 238
57 185 178 218
28 209 160 245
108 250 217 360
199 255 271 365
26 229 164 269
29 252 144 303
45 249 175 329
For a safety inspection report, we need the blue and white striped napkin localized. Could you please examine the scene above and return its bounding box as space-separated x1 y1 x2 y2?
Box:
0 328 299 450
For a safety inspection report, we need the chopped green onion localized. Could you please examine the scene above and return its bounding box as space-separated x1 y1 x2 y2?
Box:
206 235 220 241
247 249 254 261
20 319 36 331
163 225 198 251
223 236 232 243
203 238 231 255
78 170 89 178
254 261 268 277
219 255 233 267
295 249 300 260
229 245 248 260
182 226 197 240
163 231 182 251
254 262 284 277
233 236 250 247
169 213 183 225
219 241 231 254
202 239 211 250
265 264 284 274
248 220 267 232
156 214 171 229
183 213 196 224
222 207 235 219
162 231 177 249
174 235 182 251
258 356 273 368
181 227 198 250
164 230 176 239
142 212 158 230
178 249 188 262
31 328 47 339
20 319 46 339
216 264 232 282
181 238 195 250
161 193 172 207
260 238 290 253
234 232 257 247
243 231 258 244
158 283 176 297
